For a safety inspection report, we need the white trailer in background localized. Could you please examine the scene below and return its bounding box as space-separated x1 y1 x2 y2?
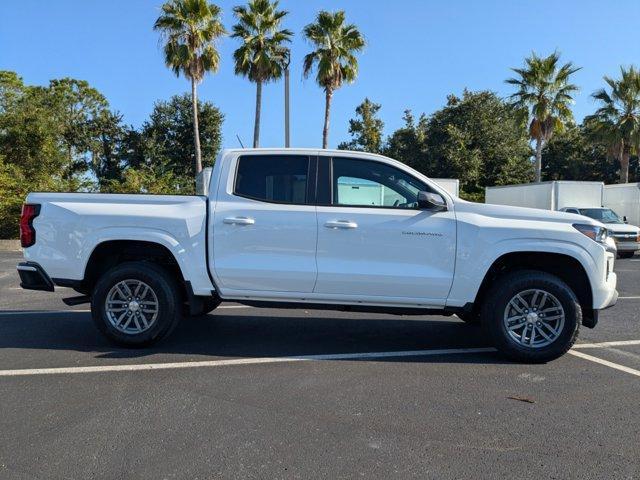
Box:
485 181 604 211
432 178 460 197
603 183 640 227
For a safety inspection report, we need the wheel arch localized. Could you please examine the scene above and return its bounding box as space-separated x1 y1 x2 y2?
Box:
471 251 593 326
74 227 214 296
81 240 187 295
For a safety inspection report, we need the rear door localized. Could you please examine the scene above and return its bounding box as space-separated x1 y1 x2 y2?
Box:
211 153 318 293
314 155 456 304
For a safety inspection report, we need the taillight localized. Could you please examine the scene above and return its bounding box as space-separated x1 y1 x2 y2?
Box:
19 204 40 248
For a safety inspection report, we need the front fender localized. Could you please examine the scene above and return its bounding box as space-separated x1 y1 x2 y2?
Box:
445 238 599 308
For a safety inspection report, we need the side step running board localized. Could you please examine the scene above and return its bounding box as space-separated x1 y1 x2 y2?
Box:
62 295 91 306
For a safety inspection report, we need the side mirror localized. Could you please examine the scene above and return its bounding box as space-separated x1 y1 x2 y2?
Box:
417 191 447 211
623 216 628 224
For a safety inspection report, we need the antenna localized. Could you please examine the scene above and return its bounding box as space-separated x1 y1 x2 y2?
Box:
236 135 245 148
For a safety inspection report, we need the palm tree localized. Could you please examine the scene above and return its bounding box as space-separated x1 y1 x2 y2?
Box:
232 0 292 148
585 66 640 183
154 0 226 174
506 52 580 182
303 11 365 149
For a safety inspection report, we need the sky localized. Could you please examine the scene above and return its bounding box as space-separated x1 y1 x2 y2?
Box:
2 0 640 151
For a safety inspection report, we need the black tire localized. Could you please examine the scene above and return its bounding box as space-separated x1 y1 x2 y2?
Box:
618 251 635 259
481 270 580 363
91 261 182 347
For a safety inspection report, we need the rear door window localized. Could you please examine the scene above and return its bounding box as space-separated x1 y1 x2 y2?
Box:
234 155 310 205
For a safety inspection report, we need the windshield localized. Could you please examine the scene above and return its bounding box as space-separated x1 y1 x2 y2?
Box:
578 208 622 224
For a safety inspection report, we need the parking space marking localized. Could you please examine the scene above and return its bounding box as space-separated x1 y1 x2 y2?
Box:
568 350 640 378
618 296 640 299
0 347 496 378
574 340 640 349
0 310 90 315
0 305 250 316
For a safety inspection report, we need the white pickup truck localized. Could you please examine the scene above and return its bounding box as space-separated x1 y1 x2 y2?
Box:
17 149 618 362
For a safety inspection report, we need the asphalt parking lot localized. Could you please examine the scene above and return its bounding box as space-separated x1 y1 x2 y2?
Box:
1 250 639 479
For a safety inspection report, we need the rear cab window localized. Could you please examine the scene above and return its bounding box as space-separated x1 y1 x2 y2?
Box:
234 155 311 205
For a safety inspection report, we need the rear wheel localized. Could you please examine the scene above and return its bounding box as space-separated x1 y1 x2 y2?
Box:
481 270 580 363
91 261 182 347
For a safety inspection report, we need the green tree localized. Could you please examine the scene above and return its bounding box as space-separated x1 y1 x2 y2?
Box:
338 98 384 153
303 10 365 149
506 52 580 182
385 91 533 200
542 124 620 183
102 159 187 195
232 0 292 147
0 73 94 237
154 0 226 174
584 66 640 183
0 71 24 114
383 110 428 170
89 110 129 188
106 93 224 194
48 78 109 177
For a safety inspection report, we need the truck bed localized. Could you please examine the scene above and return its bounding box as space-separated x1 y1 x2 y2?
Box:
23 192 214 295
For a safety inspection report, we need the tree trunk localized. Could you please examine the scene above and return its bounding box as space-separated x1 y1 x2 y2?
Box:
253 81 262 148
191 78 203 175
620 150 630 183
322 89 333 149
534 137 543 183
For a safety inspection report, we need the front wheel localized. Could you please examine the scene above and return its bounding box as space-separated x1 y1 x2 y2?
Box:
481 270 580 363
91 261 182 347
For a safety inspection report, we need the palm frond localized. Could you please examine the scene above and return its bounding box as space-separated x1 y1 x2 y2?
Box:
154 0 226 82
230 0 292 83
302 10 365 92
505 51 580 143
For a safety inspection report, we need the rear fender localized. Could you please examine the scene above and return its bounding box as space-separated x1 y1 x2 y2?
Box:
81 227 214 295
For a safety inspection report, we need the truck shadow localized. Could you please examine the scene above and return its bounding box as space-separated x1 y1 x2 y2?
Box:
0 309 506 365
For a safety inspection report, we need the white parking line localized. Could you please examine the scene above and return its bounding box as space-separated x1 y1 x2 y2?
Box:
0 305 250 316
568 350 640 378
0 309 91 315
573 340 640 349
0 347 496 378
618 296 640 299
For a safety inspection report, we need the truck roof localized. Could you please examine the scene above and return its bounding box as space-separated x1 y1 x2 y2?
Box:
220 147 390 161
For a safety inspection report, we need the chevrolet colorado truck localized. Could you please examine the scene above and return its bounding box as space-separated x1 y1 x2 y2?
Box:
17 149 619 362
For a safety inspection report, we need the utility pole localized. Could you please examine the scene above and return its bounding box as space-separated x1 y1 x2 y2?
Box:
283 50 291 148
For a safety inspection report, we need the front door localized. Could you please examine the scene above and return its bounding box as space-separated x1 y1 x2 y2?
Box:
314 156 456 304
212 153 318 293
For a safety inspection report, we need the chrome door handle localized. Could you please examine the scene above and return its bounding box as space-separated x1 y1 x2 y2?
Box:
223 216 255 226
324 220 358 229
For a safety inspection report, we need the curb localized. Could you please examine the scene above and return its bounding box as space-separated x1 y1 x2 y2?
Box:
0 240 21 252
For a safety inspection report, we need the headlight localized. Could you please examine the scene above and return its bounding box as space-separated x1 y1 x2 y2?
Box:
573 223 608 243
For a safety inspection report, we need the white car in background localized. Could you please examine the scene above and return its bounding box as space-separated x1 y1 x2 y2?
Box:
560 207 640 259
